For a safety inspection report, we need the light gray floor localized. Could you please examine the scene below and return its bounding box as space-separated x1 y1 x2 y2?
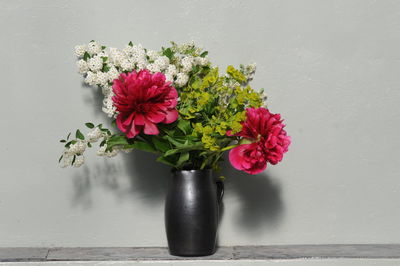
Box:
1 245 400 262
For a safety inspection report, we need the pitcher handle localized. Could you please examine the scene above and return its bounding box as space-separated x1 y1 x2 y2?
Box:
216 180 224 204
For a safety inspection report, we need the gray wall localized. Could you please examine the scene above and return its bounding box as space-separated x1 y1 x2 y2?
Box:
1 0 399 247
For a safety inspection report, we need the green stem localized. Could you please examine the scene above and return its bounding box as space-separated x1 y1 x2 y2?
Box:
220 144 239 152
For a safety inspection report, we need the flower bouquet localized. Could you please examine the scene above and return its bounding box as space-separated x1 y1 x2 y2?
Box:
59 40 290 256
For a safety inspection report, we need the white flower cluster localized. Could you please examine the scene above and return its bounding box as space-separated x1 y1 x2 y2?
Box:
74 40 210 117
60 140 87 168
60 125 134 168
60 127 109 168
240 63 257 83
97 145 119 157
97 144 133 158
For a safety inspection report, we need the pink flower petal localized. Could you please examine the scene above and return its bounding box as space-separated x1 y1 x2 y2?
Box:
228 107 290 174
143 120 159 135
163 110 179 124
111 70 179 138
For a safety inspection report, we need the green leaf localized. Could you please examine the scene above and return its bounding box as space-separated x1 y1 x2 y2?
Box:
111 120 117 128
164 145 203 157
66 132 71 140
85 122 94 129
156 155 176 167
71 155 76 165
107 135 129 148
87 142 92 148
152 136 170 153
100 128 111 135
100 140 106 147
191 65 200 74
133 141 157 153
200 51 208 58
164 135 186 147
101 56 108 62
64 140 76 148
177 119 191 135
60 139 66 143
176 152 190 167
186 47 196 55
76 129 85 140
58 155 63 163
128 41 133 46
163 48 173 60
101 45 106 50
161 127 174 137
164 149 179 157
102 64 110 72
83 52 91 61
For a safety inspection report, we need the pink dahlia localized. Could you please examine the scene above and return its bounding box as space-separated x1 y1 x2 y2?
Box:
229 107 291 174
112 70 178 138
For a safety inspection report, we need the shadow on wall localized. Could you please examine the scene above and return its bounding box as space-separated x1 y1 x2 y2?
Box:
220 156 284 233
71 151 284 233
82 82 104 118
71 151 170 209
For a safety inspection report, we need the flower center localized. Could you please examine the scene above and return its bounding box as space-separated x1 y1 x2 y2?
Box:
135 103 151 114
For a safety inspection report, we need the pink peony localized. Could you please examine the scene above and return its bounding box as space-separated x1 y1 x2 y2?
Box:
112 70 178 138
229 107 291 174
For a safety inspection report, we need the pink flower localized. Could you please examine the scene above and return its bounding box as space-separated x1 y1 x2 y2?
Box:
112 70 178 138
229 107 291 174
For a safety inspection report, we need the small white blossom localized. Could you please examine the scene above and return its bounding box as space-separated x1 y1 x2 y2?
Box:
85 71 97 85
74 45 86 57
66 140 86 156
60 153 73 168
109 48 125 65
178 41 196 52
97 145 119 157
146 63 161 73
87 41 102 55
147 50 159 61
88 56 103 71
175 73 189 87
73 155 85 167
194 57 209 66
101 85 112 96
123 45 135 56
107 66 120 81
246 63 256 72
87 127 103 142
120 59 134 71
96 72 109 86
154 56 170 70
132 44 146 56
76 59 89 74
165 74 174 82
244 63 256 81
166 65 177 76
102 92 116 117
181 56 194 72
136 59 148 70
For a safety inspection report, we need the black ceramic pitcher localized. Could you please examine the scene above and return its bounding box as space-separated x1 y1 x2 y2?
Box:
165 169 224 256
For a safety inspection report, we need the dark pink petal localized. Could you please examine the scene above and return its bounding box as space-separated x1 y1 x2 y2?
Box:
134 113 145 125
163 109 178 124
147 111 165 123
229 107 290 173
229 145 247 171
143 120 159 135
111 69 179 138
